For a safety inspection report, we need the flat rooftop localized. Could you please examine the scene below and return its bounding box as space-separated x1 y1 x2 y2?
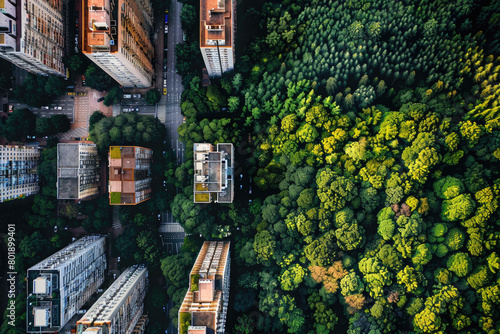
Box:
57 144 80 168
200 0 232 48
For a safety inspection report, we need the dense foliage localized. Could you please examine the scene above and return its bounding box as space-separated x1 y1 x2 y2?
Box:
167 0 500 333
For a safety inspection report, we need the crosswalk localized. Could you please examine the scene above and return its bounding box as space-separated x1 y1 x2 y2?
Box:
112 206 122 229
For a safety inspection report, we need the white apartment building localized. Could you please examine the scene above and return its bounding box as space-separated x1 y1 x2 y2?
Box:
200 0 235 77
57 143 101 200
0 145 40 202
27 236 107 333
76 264 148 334
0 0 65 76
82 0 154 87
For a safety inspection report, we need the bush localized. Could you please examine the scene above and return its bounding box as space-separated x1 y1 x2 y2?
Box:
190 274 200 292
179 312 192 334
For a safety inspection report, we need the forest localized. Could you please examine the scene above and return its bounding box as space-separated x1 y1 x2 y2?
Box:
166 0 500 333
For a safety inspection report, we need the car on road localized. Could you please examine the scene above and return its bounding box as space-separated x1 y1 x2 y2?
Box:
41 106 49 109
54 106 63 110
97 97 105 102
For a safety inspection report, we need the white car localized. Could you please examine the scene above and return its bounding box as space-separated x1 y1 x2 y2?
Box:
55 106 63 110
133 94 141 98
41 106 49 110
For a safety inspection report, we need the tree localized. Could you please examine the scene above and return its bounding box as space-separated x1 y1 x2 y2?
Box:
447 252 472 277
51 114 70 134
104 86 123 106
84 64 116 91
68 54 84 71
280 264 305 291
44 76 66 97
89 111 106 132
441 194 476 222
340 271 365 296
35 118 54 136
180 4 196 32
433 176 465 199
2 108 36 141
145 89 161 104
254 230 276 262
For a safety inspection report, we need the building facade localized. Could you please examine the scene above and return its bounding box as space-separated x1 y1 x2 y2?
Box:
57 143 101 200
0 0 65 76
200 0 235 77
193 143 233 204
179 241 230 334
76 264 148 334
0 145 40 202
26 236 107 333
108 146 152 205
81 0 154 87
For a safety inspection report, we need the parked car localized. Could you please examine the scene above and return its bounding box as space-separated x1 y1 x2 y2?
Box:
183 117 186 123
134 108 139 112
133 94 141 98
97 97 105 102
123 108 130 112
41 106 49 110
54 225 58 233
123 94 132 98
54 106 62 110
77 309 87 314
163 88 167 95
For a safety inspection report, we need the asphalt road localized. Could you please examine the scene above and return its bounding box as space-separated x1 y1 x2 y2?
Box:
12 95 75 122
120 97 156 115
164 0 185 164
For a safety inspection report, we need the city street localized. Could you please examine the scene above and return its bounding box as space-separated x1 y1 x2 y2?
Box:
12 95 75 122
162 0 185 164
120 98 156 115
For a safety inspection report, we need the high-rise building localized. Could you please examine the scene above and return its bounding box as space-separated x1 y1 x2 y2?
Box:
0 145 40 202
76 264 148 334
81 0 154 87
0 0 65 76
108 146 152 205
26 236 107 333
178 241 231 334
57 143 101 200
193 143 233 204
199 0 235 77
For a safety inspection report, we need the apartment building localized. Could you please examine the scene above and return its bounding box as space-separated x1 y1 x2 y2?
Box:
108 146 152 205
57 143 101 200
81 0 154 87
193 143 233 204
26 236 107 333
0 0 65 76
179 241 231 334
76 264 148 334
0 145 40 202
200 0 235 77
